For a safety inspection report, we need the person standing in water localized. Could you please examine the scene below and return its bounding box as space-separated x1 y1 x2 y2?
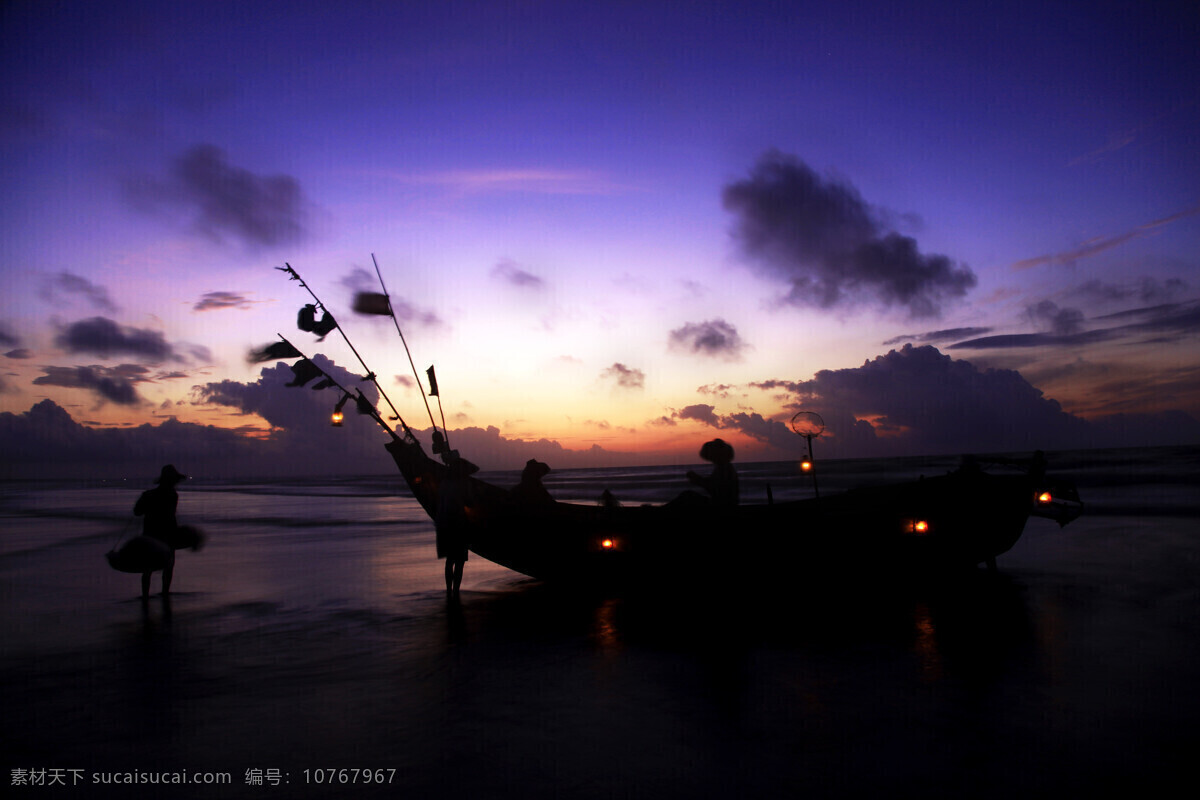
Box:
133 464 187 599
436 456 478 597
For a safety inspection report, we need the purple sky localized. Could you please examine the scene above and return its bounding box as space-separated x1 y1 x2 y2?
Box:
2 1 1198 477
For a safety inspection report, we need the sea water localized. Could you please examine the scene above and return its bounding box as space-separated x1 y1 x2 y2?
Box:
1 446 1197 797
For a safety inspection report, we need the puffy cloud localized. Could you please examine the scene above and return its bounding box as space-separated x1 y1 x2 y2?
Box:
194 291 254 312
54 317 174 361
722 150 975 318
668 319 748 360
600 363 644 389
737 345 1200 456
194 354 380 434
128 144 309 248
39 272 119 313
491 259 546 290
676 404 720 426
779 345 1092 454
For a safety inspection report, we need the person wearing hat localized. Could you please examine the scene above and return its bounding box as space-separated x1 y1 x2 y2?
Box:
435 456 479 597
133 464 188 598
686 438 740 510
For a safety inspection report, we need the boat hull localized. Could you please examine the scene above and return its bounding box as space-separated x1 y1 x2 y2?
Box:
386 439 1073 585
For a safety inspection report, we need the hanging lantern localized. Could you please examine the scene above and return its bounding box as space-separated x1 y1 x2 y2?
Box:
331 394 350 427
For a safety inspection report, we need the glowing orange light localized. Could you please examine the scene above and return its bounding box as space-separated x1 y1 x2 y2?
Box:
1037 491 1052 504
914 520 929 533
331 411 344 426
800 460 813 472
601 538 615 550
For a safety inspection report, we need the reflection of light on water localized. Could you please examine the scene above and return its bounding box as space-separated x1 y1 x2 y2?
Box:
592 598 622 654
913 602 943 680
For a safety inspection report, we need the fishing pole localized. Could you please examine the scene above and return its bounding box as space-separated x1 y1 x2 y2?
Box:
369 253 443 445
276 263 410 434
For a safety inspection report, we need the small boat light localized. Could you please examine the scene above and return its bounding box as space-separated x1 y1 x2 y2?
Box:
601 538 615 550
1037 491 1053 505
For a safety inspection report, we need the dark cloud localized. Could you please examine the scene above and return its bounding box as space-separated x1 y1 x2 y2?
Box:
601 363 644 389
722 150 975 318
676 404 720 426
54 317 174 361
3 359 648 479
882 327 993 346
194 291 254 312
391 299 443 328
951 301 1200 351
1012 204 1200 270
738 344 1200 456
0 322 18 347
1022 300 1085 335
1077 277 1189 306
39 272 119 313
32 365 147 405
129 144 309 248
668 319 748 360
339 267 377 294
491 259 546 290
0 399 279 479
948 330 1117 350
5 349 32 359
780 345 1094 454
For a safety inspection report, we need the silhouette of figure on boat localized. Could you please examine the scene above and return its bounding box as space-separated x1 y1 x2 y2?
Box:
511 459 554 507
132 464 188 599
436 456 479 597
684 438 740 509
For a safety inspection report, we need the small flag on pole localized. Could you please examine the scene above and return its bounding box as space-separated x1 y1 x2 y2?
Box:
352 292 392 316
247 340 302 363
285 358 324 387
426 366 439 397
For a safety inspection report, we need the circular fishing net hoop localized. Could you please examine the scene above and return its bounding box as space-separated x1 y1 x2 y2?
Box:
790 411 825 438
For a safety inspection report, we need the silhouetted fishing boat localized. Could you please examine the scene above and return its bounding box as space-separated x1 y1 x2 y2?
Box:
268 261 1083 585
384 435 1082 582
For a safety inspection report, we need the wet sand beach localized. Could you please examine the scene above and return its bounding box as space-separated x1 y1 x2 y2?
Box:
3 454 1198 797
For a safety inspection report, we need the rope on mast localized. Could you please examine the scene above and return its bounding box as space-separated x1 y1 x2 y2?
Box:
370 253 441 440
276 263 413 439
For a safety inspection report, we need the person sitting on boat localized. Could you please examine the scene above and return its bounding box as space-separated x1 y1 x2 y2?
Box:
511 459 554 507
436 456 479 597
685 438 740 510
133 464 188 599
